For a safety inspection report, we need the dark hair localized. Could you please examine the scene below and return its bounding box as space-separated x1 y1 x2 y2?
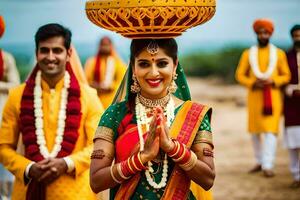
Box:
35 23 72 50
100 36 112 45
290 24 300 36
129 38 178 66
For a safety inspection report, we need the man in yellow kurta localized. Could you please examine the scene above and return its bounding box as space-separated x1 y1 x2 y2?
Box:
235 19 291 177
0 23 103 199
84 36 126 109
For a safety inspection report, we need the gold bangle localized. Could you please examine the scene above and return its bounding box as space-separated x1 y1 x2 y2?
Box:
169 141 180 157
127 158 135 174
173 146 186 162
179 151 198 171
117 163 131 180
137 152 147 169
110 164 122 184
131 156 141 171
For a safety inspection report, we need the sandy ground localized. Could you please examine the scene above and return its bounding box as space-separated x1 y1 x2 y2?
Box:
188 77 300 200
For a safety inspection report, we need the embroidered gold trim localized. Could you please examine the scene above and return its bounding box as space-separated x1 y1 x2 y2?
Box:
93 126 114 143
193 130 214 148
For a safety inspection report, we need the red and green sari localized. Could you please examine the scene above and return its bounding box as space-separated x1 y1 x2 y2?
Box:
97 64 213 199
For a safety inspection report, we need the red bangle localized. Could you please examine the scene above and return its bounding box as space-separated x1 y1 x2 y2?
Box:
167 140 180 157
120 160 133 177
177 149 191 165
172 142 184 160
120 153 148 178
119 162 131 179
130 156 140 171
134 153 147 170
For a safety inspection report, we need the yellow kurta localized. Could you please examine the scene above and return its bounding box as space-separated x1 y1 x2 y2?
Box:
0 77 104 200
84 56 126 109
235 45 291 134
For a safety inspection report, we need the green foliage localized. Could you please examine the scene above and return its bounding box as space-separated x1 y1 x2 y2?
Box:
180 46 246 83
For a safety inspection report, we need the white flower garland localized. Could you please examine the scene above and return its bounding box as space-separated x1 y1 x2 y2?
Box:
34 70 70 158
249 44 277 80
135 95 175 189
145 154 168 189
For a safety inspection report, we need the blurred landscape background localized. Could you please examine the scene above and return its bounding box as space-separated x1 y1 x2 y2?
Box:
0 0 299 82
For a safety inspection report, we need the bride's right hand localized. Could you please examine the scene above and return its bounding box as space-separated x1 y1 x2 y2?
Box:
140 112 161 163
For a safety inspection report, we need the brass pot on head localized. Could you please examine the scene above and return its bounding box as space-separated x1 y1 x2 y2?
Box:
85 0 216 39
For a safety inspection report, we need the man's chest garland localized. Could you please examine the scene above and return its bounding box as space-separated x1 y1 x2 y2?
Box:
20 63 82 162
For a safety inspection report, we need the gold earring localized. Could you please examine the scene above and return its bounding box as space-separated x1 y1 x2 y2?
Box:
131 74 141 93
168 73 178 93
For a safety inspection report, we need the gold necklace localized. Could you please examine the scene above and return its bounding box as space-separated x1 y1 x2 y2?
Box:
137 93 170 108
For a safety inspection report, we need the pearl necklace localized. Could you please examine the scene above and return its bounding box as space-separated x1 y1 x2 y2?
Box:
34 71 70 158
135 93 175 189
249 44 277 80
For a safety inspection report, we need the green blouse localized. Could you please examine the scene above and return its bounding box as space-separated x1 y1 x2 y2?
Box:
97 101 212 200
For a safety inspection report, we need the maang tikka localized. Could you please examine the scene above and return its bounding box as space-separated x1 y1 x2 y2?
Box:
147 40 159 55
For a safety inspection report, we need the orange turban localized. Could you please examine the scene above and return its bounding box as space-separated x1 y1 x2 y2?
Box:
0 16 5 38
253 18 274 34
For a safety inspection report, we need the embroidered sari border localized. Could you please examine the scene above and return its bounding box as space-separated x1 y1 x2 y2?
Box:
162 101 210 200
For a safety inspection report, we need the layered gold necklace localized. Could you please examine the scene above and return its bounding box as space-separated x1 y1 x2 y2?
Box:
137 93 170 108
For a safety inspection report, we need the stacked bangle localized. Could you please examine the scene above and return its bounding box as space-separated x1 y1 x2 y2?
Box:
110 161 122 184
119 152 148 178
167 139 198 171
179 151 198 171
110 152 147 184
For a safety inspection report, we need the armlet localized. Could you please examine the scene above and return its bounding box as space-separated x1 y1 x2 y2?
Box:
93 126 114 144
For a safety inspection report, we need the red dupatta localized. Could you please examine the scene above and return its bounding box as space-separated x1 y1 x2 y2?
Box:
114 101 210 200
94 53 102 83
263 85 272 115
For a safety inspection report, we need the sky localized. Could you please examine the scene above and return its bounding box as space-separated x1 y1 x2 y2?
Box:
0 0 299 57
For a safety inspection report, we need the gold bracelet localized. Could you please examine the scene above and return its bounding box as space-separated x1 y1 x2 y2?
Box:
127 158 135 174
110 164 122 184
117 163 131 180
173 146 186 162
137 152 147 169
169 141 180 157
131 156 141 171
179 151 198 171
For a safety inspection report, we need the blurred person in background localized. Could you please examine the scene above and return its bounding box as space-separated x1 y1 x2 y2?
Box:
84 36 126 109
235 18 291 178
0 15 20 200
283 24 300 188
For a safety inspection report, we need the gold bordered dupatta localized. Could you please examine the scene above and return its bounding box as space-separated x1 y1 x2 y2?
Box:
115 100 211 199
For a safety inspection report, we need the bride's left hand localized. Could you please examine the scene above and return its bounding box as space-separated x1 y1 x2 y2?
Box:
155 107 175 153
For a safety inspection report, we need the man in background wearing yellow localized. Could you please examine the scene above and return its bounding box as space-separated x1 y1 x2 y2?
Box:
84 36 126 109
236 19 290 177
